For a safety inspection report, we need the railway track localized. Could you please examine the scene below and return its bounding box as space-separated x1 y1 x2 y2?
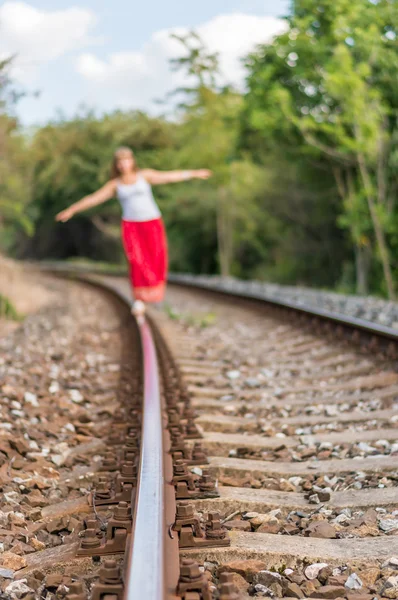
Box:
1 270 398 599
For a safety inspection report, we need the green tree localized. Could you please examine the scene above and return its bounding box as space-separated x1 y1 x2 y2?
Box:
243 0 398 297
0 57 33 252
171 32 263 277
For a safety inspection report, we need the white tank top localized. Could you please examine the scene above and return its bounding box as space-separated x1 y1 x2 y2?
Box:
116 174 161 222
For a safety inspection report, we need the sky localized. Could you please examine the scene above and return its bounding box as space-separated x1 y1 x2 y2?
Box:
0 0 289 125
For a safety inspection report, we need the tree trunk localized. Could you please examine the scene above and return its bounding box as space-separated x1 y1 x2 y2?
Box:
357 153 395 299
355 245 370 295
91 216 120 240
333 167 371 295
216 187 231 277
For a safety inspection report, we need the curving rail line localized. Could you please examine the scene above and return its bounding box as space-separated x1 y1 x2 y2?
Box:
124 314 166 599
41 269 180 599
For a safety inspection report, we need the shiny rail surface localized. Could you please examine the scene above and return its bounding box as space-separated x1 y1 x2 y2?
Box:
40 268 173 599
124 315 165 599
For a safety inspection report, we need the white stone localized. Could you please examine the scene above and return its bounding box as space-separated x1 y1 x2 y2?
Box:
382 557 398 569
0 511 9 528
49 381 60 394
11 410 24 418
319 441 333 451
220 395 235 402
305 563 329 580
324 475 338 486
383 576 398 591
300 435 316 446
357 442 376 453
256 571 283 587
244 512 259 520
24 392 39 407
51 455 64 467
191 467 202 476
375 439 390 448
226 370 240 380
245 378 260 388
69 389 84 403
345 573 362 590
254 584 273 596
5 580 33 599
332 514 349 525
4 492 20 505
379 519 398 532
288 477 303 487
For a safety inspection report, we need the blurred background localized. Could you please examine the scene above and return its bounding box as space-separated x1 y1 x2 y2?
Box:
0 0 397 298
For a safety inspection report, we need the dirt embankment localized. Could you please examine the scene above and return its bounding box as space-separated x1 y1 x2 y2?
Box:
0 257 57 335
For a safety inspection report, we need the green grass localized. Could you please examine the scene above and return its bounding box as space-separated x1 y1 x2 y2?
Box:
0 294 22 321
163 303 180 320
163 303 217 329
61 258 126 274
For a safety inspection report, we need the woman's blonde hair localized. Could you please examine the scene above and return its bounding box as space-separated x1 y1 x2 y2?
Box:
110 146 138 179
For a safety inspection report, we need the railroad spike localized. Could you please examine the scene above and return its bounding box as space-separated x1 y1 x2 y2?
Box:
91 560 124 600
175 503 230 549
191 443 209 465
173 461 219 499
185 417 202 439
77 502 131 556
65 582 87 600
177 559 212 600
218 573 240 600
99 451 119 472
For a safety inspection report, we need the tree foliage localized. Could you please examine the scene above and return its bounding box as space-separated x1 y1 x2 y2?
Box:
0 57 33 252
242 0 398 296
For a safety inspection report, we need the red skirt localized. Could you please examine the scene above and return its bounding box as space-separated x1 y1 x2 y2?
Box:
121 218 168 303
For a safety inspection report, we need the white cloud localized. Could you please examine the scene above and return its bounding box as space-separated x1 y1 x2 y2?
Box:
76 13 286 114
0 1 98 83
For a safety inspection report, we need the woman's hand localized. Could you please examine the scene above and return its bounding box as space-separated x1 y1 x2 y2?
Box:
195 169 212 180
55 207 75 222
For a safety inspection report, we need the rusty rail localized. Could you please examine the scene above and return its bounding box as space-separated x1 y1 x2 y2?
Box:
124 315 166 598
40 267 179 598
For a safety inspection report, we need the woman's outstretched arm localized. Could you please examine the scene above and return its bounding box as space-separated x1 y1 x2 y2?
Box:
141 169 212 185
55 180 117 222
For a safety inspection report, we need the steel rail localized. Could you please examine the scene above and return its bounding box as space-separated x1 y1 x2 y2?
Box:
39 267 176 599
124 313 165 599
38 264 398 343
168 274 398 343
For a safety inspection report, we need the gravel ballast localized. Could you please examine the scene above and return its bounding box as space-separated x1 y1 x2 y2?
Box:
169 274 398 331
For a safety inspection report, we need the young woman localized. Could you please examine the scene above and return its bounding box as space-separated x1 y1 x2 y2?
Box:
56 147 212 315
